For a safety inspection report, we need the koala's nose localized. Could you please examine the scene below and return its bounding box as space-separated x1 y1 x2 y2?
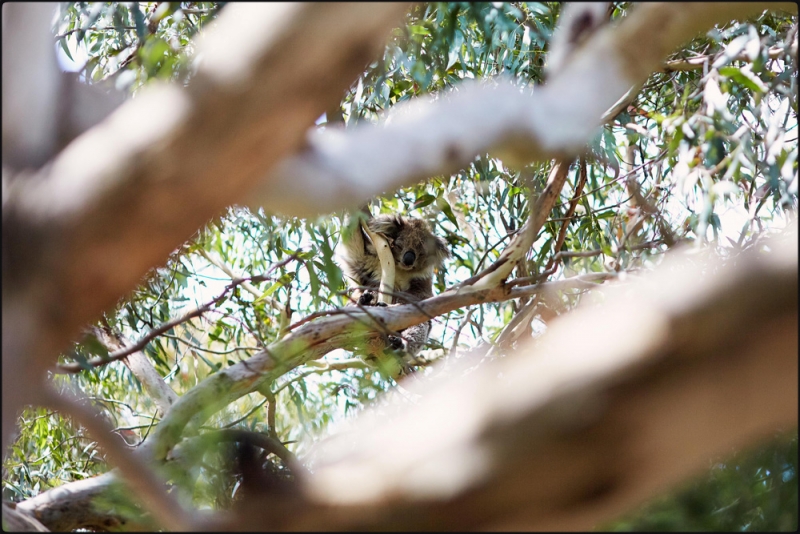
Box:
402 251 416 266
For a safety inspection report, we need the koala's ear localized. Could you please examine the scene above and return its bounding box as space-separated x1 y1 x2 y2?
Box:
370 216 402 239
433 236 451 263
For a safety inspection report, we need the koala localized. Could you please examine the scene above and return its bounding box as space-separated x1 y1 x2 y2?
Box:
337 213 450 363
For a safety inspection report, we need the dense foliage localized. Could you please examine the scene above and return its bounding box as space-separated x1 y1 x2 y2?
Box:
3 2 796 530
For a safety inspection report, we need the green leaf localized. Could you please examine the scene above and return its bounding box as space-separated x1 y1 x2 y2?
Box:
719 65 768 93
131 2 146 39
409 24 430 37
436 197 459 227
306 261 321 298
318 236 343 294
142 38 170 70
59 38 74 62
83 57 99 82
258 272 295 300
412 194 436 210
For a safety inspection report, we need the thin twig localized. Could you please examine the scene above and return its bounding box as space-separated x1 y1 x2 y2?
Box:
197 248 290 311
553 151 666 208
557 249 605 259
54 26 137 40
460 162 572 289
449 309 475 357
57 275 263 374
663 46 786 72
473 230 519 274
545 157 588 272
274 361 369 396
223 359 367 429
161 333 260 355
288 285 437 332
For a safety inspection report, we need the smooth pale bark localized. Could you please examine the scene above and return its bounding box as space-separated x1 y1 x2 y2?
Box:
2 3 410 453
256 3 785 217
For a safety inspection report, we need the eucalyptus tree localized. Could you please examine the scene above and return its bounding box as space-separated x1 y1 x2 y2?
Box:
2 2 796 531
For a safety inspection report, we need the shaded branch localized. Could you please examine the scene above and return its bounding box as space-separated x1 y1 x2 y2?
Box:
93 325 179 415
12 473 135 532
198 429 308 478
41 387 193 531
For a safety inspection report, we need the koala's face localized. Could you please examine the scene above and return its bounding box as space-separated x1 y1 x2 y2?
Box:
370 215 450 273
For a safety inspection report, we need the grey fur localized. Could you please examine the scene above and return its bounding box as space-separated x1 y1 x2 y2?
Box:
337 213 450 362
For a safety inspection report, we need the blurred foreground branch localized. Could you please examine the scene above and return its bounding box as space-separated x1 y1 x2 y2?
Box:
2 2 410 452
254 3 784 217
224 223 798 531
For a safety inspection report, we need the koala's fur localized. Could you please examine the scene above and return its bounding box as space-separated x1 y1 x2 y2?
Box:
337 213 450 361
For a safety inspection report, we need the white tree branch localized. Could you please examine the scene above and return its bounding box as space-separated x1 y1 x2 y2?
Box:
93 327 179 416
140 272 619 462
3 3 796 530
546 2 610 76
12 473 133 531
1 3 60 169
254 3 780 218
457 161 571 290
